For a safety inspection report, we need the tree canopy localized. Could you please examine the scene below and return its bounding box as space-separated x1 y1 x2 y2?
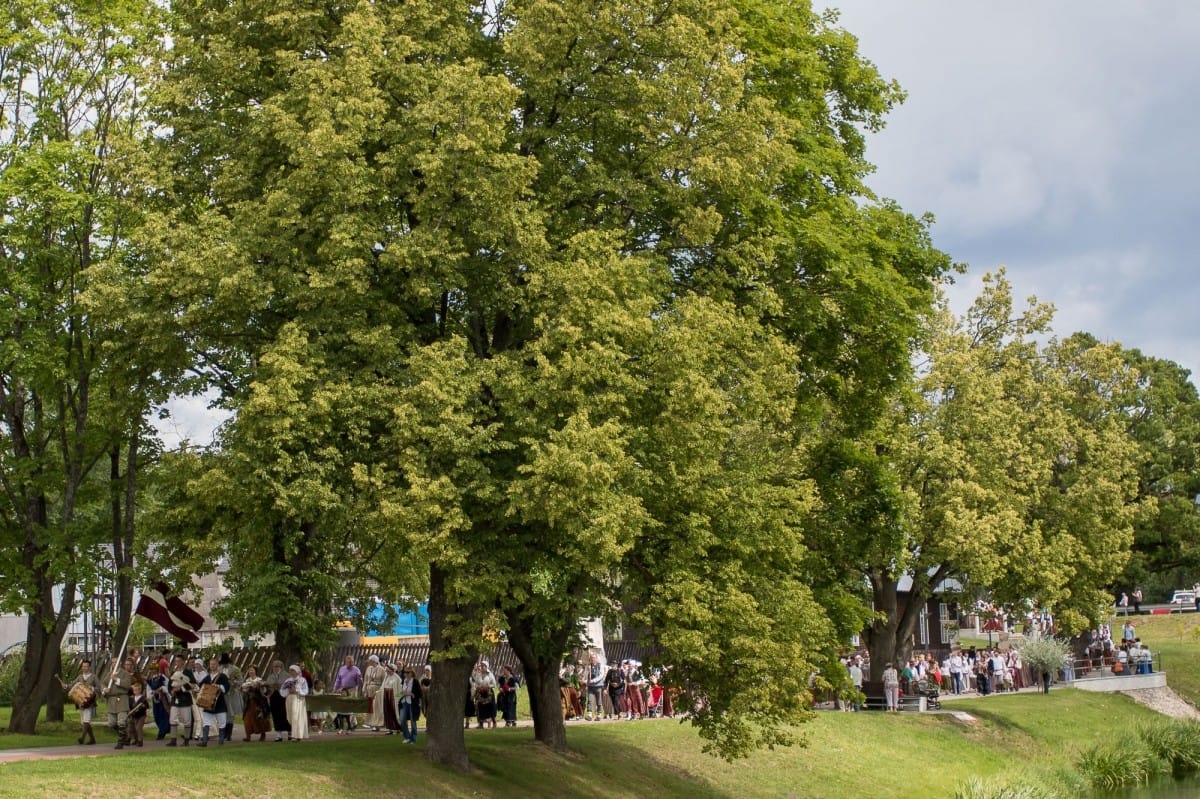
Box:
810 271 1141 679
0 0 168 732
141 0 948 765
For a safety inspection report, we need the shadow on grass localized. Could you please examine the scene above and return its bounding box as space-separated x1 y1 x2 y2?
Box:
0 721 742 799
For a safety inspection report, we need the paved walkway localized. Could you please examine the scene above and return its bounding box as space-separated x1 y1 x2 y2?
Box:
0 724 469 764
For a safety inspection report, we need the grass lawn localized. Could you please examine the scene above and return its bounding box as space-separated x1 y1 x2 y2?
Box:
1126 612 1200 707
0 688 1171 799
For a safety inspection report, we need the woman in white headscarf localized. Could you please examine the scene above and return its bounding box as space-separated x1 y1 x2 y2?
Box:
362 655 386 731
470 661 497 729
380 662 403 735
364 662 389 730
282 665 310 740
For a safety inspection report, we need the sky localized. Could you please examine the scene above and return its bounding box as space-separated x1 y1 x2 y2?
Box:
819 1 1200 383
157 3 1200 449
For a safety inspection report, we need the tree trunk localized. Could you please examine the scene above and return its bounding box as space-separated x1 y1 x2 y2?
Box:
524 657 567 750
8 571 75 734
45 649 65 723
422 564 474 772
864 570 929 682
865 572 901 683
109 438 138 662
505 615 569 751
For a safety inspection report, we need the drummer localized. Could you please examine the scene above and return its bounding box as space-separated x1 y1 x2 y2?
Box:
58 659 98 745
197 656 232 746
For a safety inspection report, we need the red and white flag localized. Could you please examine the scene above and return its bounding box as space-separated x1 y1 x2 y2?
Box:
134 582 205 643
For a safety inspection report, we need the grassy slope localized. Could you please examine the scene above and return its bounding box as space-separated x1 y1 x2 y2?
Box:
0 615 1193 799
0 691 1168 799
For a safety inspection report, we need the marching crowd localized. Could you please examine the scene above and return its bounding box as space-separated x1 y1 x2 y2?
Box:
60 648 665 750
557 652 671 721
59 650 500 749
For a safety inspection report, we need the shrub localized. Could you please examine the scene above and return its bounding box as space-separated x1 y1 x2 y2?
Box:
1077 731 1170 790
0 650 22 706
1016 633 1071 683
953 775 1064 799
1137 720 1200 777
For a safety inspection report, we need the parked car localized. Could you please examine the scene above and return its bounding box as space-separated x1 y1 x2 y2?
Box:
1169 589 1197 611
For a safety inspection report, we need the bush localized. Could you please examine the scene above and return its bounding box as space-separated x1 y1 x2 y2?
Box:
1137 720 1200 777
1016 633 1071 682
1077 731 1170 790
953 775 1064 799
0 650 23 706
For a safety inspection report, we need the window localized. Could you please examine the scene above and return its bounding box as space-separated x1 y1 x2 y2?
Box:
939 603 956 644
142 633 171 650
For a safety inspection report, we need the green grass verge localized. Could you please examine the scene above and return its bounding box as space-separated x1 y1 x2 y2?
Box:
0 689 1171 799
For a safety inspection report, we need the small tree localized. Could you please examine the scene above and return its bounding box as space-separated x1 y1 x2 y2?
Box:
1018 634 1072 693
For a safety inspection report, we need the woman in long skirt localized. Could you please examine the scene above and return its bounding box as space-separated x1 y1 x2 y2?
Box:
144 663 171 740
380 663 403 735
264 660 291 741
241 667 272 742
283 665 310 741
496 666 519 727
471 661 497 729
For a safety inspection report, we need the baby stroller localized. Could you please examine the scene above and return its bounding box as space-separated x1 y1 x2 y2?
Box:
915 679 942 710
646 684 664 718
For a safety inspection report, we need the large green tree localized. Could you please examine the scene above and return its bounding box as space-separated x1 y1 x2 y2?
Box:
148 0 947 766
810 272 1140 680
1106 348 1200 598
0 0 165 732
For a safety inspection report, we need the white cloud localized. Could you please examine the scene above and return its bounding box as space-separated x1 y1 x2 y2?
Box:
823 0 1200 381
153 391 231 451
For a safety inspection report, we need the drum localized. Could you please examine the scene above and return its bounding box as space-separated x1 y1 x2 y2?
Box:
68 682 96 709
196 683 220 711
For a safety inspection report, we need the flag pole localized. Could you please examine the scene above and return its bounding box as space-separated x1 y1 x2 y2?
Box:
106 617 135 692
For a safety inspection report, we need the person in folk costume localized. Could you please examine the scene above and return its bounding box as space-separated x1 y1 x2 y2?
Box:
128 681 150 747
189 657 208 740
625 660 646 720
397 664 423 742
308 678 329 735
219 652 243 743
156 649 171 679
419 665 433 724
558 663 574 720
379 662 404 735
101 655 134 749
604 659 625 721
240 666 273 741
144 661 171 740
281 664 310 741
264 659 292 742
496 665 519 727
464 673 476 729
363 660 392 731
471 661 498 729
568 663 586 719
165 654 197 747
361 654 386 731
58 658 98 745
197 656 232 746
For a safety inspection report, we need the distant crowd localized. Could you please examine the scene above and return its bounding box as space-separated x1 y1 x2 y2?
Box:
557 652 671 721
